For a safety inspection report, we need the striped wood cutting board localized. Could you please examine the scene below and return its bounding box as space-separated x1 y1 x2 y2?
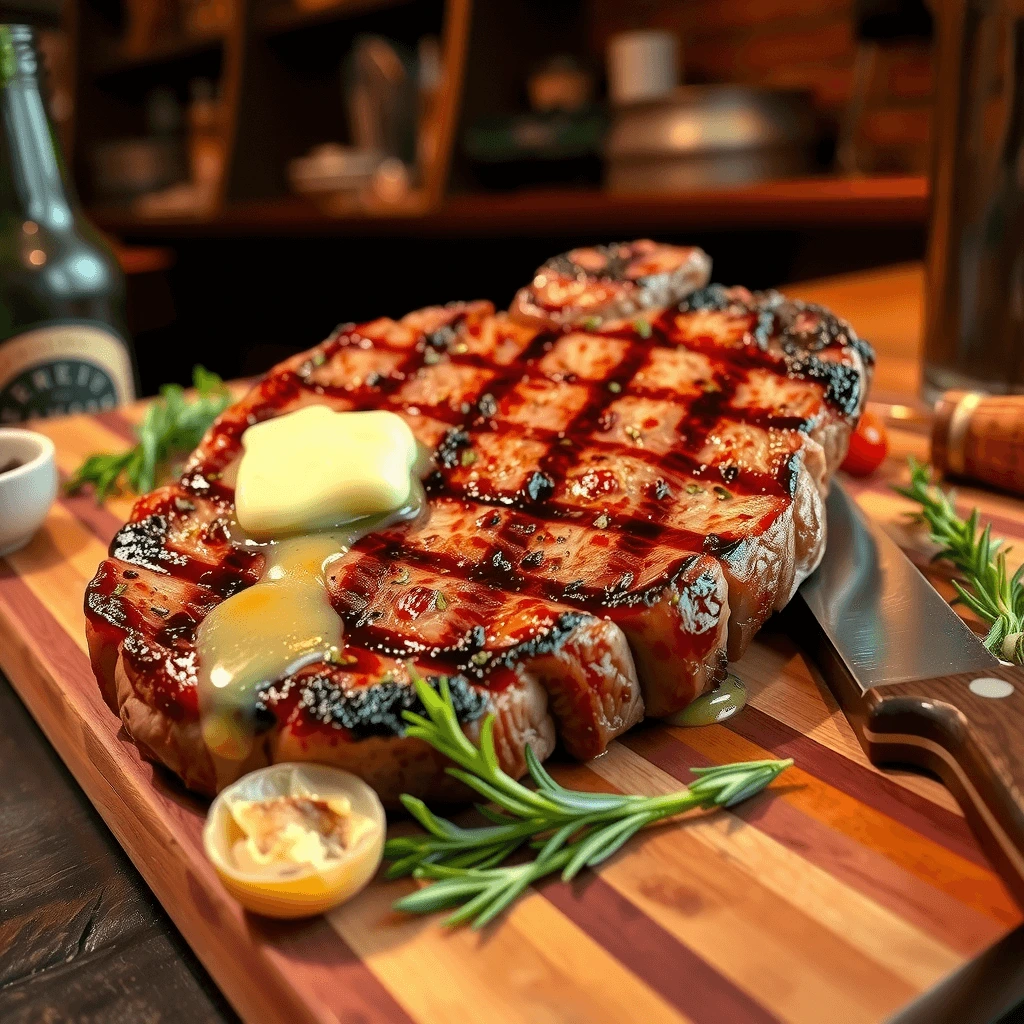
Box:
1 402 1022 1024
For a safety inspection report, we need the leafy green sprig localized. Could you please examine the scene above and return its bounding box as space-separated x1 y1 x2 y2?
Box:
385 671 793 928
896 458 1024 663
66 366 231 502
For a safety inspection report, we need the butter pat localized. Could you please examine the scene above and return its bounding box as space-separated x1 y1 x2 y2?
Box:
229 794 375 875
235 406 419 539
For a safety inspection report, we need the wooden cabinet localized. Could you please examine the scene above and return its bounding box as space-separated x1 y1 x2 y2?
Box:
66 0 930 236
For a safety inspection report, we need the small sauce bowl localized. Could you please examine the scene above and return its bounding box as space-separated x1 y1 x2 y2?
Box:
0 429 58 557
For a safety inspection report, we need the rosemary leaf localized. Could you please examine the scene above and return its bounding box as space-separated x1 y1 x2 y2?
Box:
896 459 1024 663
385 667 793 927
66 366 231 502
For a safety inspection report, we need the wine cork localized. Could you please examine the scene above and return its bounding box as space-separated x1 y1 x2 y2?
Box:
932 390 1024 496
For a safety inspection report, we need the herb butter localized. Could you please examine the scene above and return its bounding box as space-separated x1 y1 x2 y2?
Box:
235 406 419 540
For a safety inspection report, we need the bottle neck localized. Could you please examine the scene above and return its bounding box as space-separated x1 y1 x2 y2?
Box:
0 25 74 227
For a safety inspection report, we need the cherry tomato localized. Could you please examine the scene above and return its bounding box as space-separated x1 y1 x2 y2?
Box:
841 409 889 477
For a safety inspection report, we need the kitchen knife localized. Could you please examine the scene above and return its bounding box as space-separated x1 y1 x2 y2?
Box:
792 481 1024 904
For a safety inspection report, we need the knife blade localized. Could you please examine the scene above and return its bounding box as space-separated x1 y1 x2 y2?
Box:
792 481 1024 906
800 482 998 686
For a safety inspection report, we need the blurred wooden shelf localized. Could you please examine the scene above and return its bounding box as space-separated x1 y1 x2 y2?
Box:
91 29 227 77
257 0 414 35
90 175 929 238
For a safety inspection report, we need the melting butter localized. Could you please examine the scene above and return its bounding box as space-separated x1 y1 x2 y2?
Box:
197 406 427 783
235 406 420 540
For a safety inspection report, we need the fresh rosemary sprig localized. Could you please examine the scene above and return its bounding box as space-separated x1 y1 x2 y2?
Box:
385 670 793 928
66 366 231 502
896 458 1024 663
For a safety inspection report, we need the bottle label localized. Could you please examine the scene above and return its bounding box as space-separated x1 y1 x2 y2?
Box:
0 322 135 423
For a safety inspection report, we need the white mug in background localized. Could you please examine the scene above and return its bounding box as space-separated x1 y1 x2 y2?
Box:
606 29 680 106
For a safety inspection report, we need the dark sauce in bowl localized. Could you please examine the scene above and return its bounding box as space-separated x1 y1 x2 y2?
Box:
0 458 24 475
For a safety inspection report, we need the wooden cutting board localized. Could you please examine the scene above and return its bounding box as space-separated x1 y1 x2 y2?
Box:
2 402 1023 1024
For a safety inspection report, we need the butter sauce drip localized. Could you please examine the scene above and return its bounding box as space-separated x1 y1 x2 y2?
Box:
667 674 747 727
197 486 425 784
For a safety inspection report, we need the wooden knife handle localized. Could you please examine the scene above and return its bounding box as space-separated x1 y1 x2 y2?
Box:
863 667 1024 901
932 391 1024 496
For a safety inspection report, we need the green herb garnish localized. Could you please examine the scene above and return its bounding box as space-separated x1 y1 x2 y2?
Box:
385 670 793 928
66 366 231 502
634 318 652 339
0 27 16 87
896 458 1024 663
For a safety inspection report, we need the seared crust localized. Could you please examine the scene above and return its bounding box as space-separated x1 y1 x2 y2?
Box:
511 239 712 330
84 243 872 801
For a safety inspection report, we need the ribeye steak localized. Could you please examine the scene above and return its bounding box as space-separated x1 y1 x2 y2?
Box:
84 241 873 801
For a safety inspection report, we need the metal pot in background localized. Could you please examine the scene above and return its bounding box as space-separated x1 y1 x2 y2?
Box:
604 85 817 194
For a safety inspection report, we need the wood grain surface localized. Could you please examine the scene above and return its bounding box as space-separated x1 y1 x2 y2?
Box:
0 669 238 1024
3 266 1024 1024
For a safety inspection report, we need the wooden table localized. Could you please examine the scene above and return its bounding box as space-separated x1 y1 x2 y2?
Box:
4 263 1024 1024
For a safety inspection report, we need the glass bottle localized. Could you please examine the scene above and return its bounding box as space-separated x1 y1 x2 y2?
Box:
0 24 135 423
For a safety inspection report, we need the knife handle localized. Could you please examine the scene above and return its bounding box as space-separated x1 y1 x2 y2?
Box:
932 391 1024 497
864 668 1024 900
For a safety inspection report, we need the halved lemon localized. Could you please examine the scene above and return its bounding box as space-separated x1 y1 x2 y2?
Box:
203 762 386 918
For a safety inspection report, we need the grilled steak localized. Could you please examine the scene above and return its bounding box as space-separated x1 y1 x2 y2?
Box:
84 242 873 802
510 238 712 330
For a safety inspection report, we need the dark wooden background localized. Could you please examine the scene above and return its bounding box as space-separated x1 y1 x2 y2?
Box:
0 670 236 1024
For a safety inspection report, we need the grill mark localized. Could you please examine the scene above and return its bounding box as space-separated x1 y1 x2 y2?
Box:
299 303 858 435
346 528 700 616
111 304 802 627
430 426 791 497
318 346 827 436
283 302 848 524
335 542 701 674
97 287 868 697
362 489 720 585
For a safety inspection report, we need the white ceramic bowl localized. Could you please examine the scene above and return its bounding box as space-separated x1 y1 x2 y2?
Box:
0 429 57 558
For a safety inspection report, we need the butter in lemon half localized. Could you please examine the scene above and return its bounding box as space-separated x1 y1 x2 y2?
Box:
204 763 386 918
